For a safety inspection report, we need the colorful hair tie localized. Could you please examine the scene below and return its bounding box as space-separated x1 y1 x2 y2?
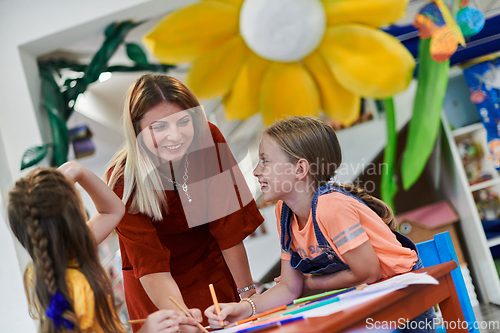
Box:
46 291 74 329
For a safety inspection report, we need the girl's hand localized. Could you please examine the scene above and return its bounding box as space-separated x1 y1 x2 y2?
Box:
138 310 197 333
58 160 125 244
204 302 253 328
178 308 204 333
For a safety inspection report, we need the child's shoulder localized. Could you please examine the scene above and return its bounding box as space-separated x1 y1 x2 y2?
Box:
66 268 92 296
317 191 362 207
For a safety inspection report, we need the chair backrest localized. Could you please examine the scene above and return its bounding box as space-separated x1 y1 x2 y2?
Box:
416 231 478 333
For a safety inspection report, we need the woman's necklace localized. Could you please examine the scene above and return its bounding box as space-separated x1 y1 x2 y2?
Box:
161 154 192 203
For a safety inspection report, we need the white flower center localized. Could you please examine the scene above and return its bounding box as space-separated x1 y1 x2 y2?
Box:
240 0 326 62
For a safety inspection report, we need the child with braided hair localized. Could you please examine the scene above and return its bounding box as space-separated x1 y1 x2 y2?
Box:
8 161 198 333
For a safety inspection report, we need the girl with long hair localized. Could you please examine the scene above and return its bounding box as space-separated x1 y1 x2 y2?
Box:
8 161 194 333
206 116 436 333
105 74 263 331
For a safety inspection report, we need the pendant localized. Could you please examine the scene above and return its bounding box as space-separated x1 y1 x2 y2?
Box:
188 199 192 203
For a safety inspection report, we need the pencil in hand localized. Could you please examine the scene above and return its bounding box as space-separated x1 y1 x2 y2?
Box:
209 283 225 327
168 296 209 333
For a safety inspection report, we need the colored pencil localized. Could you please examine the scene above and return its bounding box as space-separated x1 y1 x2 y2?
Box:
285 296 340 316
293 287 349 304
169 296 210 333
128 318 146 324
236 316 304 333
293 283 367 305
209 283 224 327
226 304 288 327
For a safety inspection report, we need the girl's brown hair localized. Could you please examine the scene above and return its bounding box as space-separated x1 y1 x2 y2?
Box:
265 116 396 230
106 74 207 220
8 168 124 333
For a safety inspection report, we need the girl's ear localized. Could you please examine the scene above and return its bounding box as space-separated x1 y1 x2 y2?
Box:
295 158 310 180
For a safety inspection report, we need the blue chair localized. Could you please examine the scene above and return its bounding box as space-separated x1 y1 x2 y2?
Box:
416 231 478 333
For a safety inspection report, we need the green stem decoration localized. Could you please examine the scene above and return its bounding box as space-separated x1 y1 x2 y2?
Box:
400 38 450 191
21 20 176 170
381 97 398 212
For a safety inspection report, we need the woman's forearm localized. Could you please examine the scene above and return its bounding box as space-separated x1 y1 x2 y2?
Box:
221 242 256 298
140 272 187 310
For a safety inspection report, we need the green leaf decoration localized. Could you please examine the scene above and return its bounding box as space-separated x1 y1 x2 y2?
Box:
126 43 149 66
401 38 449 190
21 145 49 170
44 101 69 167
380 97 398 212
40 68 68 120
25 20 176 170
104 22 118 38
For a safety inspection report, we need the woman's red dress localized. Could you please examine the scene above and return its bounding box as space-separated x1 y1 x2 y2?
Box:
112 123 263 331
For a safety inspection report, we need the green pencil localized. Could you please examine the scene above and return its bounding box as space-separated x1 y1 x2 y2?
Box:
293 287 349 304
286 296 340 315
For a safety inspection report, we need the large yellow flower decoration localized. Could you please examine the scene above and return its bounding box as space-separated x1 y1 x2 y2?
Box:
143 0 415 126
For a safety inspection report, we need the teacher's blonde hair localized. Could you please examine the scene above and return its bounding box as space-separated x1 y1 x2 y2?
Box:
105 74 206 220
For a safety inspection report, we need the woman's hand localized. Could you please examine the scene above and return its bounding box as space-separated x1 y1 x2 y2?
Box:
137 310 198 333
204 302 253 328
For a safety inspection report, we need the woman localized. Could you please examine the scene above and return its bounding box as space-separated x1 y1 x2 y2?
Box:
106 74 263 332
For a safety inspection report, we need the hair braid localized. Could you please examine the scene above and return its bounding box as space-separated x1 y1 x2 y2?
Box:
28 217 57 295
9 168 123 333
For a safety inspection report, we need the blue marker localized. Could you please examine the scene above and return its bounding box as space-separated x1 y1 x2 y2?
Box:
236 316 304 333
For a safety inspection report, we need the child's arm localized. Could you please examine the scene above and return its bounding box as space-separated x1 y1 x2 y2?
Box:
205 259 304 328
137 310 198 333
303 240 382 293
58 161 125 244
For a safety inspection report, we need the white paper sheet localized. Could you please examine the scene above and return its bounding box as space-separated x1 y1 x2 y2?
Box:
212 272 439 332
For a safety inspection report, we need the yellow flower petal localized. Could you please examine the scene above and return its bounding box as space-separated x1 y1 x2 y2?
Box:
260 62 320 125
186 36 249 99
319 24 415 98
204 0 244 8
143 2 239 64
322 0 408 28
223 53 270 120
303 52 360 126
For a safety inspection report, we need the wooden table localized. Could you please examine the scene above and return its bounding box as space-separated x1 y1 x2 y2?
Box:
268 261 467 332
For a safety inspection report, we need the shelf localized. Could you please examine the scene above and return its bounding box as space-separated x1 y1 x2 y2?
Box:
452 122 484 138
488 236 500 248
470 178 500 192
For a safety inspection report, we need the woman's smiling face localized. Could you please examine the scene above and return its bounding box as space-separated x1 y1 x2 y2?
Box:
139 101 194 163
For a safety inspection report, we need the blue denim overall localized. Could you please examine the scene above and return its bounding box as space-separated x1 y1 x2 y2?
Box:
280 185 436 333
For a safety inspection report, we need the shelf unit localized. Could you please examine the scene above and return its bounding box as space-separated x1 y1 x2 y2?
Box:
435 69 500 305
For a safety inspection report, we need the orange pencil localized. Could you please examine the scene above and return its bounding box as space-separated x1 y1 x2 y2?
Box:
209 283 224 327
225 303 289 328
128 318 146 324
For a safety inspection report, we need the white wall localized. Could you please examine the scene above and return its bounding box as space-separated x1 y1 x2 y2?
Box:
0 193 37 333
